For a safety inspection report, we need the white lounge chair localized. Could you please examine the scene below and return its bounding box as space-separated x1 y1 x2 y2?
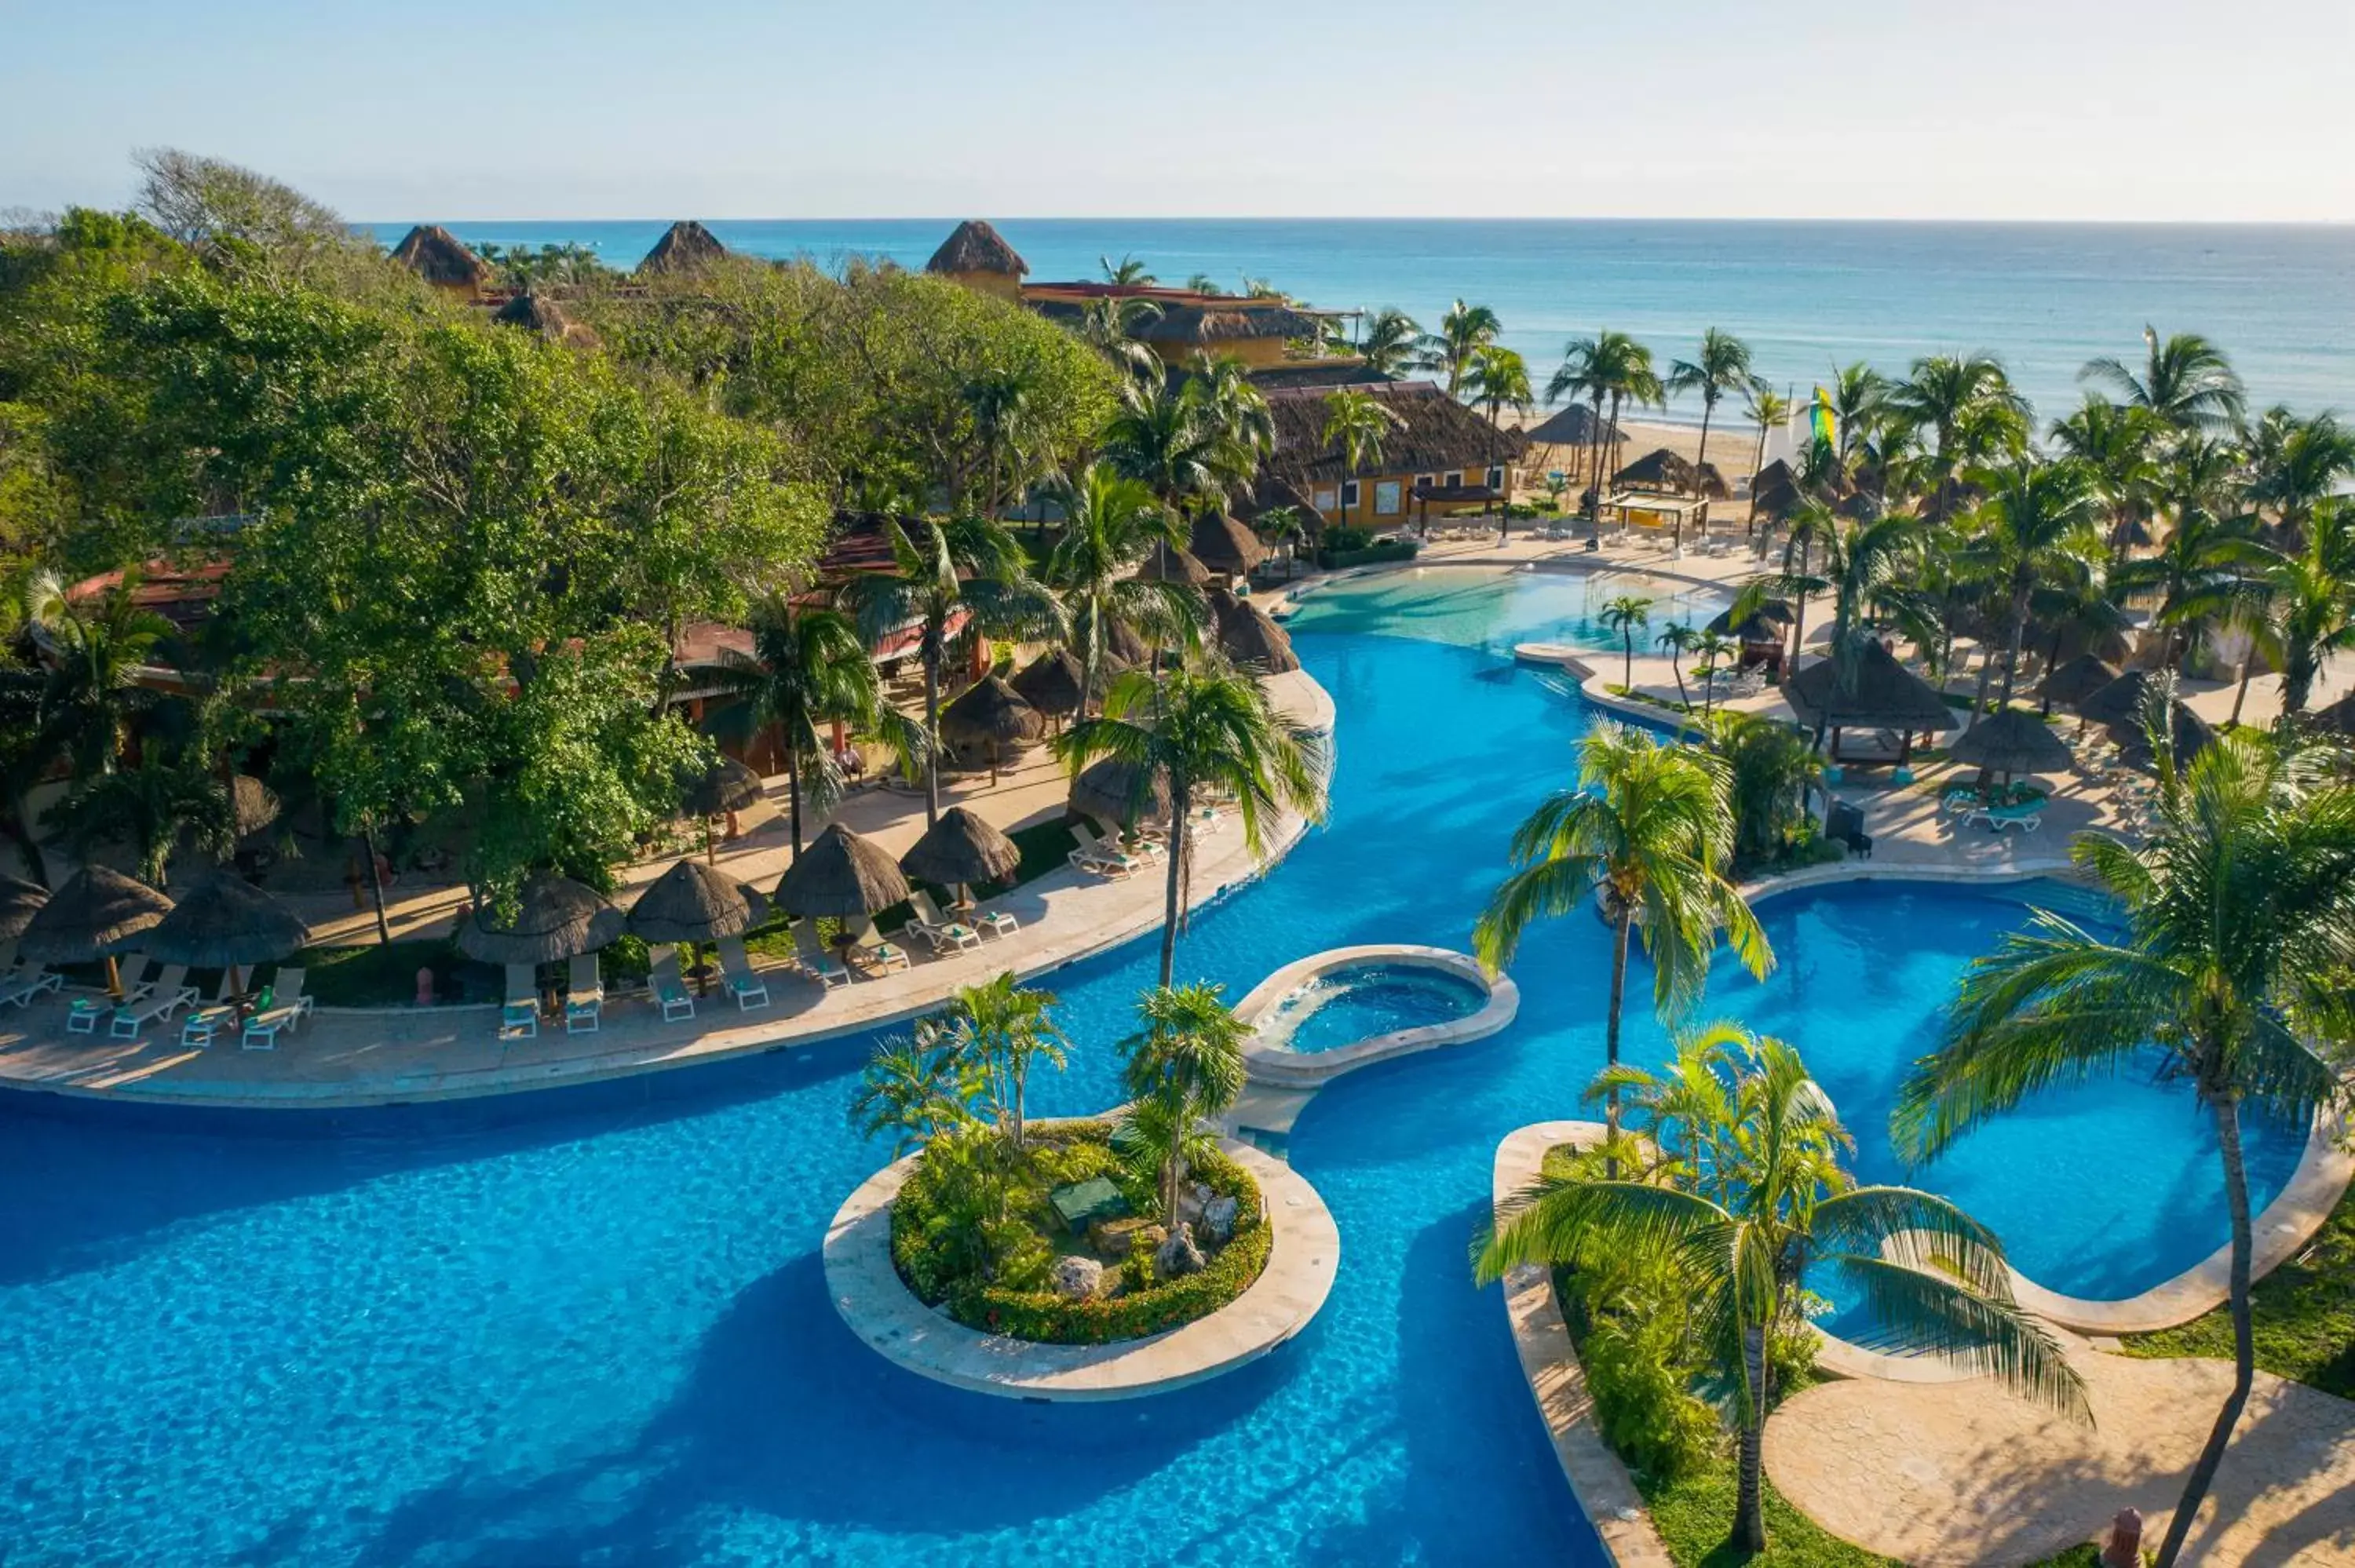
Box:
647 944 695 1022
565 953 604 1034
715 935 772 1011
852 922 911 975
906 891 980 954
183 1005 235 1048
790 921 849 989
1070 824 1145 877
968 900 1018 940
502 963 539 1039
2 965 62 1010
239 968 313 1051
110 964 197 1039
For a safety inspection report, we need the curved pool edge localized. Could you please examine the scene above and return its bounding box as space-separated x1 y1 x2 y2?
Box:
823 1136 1338 1402
1234 944 1519 1088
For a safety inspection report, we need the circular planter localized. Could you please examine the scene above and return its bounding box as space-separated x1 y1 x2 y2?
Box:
1235 944 1518 1088
823 1137 1337 1401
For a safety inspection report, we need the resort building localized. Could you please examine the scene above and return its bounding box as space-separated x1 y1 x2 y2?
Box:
1265 382 1526 527
386 224 491 298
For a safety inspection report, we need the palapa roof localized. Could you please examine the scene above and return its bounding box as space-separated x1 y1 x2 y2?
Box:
626 860 769 944
1705 596 1795 644
2076 669 2171 728
1749 458 1802 518
231 775 281 838
1520 404 1622 448
1243 362 1394 395
2039 655 2123 709
1613 447 1728 499
940 673 1045 748
1070 757 1171 830
1785 642 1959 733
388 224 489 290
1188 512 1270 576
1208 587 1300 674
1267 382 1524 487
638 221 727 275
1137 538 1210 586
926 219 1028 278
133 871 307 968
0 873 46 942
1010 647 1085 717
1237 475 1320 524
1948 709 2073 776
1130 304 1325 346
677 753 765 817
19 866 173 963
900 806 1021 889
456 873 624 966
775 824 909 918
492 290 601 349
2116 701 2217 768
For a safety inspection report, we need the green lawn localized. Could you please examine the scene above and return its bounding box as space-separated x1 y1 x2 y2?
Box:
1639 1457 1896 1566
2120 1183 2355 1398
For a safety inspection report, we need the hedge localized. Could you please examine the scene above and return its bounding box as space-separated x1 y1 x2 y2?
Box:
1316 538 1419 570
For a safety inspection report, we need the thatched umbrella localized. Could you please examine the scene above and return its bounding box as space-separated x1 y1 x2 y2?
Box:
924 219 1029 280
940 674 1044 785
1070 757 1171 833
133 871 307 994
1137 539 1210 587
637 221 726 275
2039 655 2123 713
2076 669 2167 730
388 224 489 292
1614 447 1711 495
1011 648 1085 724
1749 458 1802 520
679 753 765 819
900 806 1020 902
1948 708 2073 784
1785 642 1959 763
1100 617 1152 672
231 775 281 837
1188 513 1271 579
775 824 908 924
20 866 173 997
1704 598 1793 640
2116 699 2218 769
628 860 769 945
456 873 624 967
492 290 601 350
0 874 46 943
1208 587 1301 674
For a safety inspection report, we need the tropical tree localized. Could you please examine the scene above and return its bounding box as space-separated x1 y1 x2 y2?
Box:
2244 410 2355 543
1746 508 1935 685
1484 1026 2084 1555
1473 722 1771 1148
2112 504 2266 675
706 593 925 855
1824 362 1888 464
1742 381 1793 533
1116 981 1249 1227
1101 253 1155 286
1704 710 1824 867
2267 500 2355 713
2083 326 2245 435
1418 299 1501 396
1102 374 1223 517
1354 308 1422 378
1956 458 2104 707
22 568 172 783
43 749 236 887
958 366 1038 517
1654 622 1700 710
1043 463 1203 707
1074 294 1163 382
1692 630 1737 717
844 516 1062 825
1599 594 1651 689
1888 353 2028 480
1056 660 1327 986
1462 345 1534 533
1897 725 2355 1568
849 1023 985 1157
1667 329 1754 540
1548 332 1660 510
1320 388 1402 530
937 971 1067 1151
2050 397 2164 556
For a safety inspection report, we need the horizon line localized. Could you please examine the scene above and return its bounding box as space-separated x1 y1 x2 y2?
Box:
349 213 2355 230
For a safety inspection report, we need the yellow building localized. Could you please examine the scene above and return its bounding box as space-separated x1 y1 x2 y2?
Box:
1265 383 1526 527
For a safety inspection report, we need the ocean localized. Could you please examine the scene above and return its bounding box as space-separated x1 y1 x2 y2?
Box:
367 218 2353 422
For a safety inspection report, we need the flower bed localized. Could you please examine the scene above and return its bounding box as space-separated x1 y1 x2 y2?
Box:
889 1119 1269 1346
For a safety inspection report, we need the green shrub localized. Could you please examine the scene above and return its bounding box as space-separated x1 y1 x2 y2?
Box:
1316 537 1418 570
1581 1307 1721 1481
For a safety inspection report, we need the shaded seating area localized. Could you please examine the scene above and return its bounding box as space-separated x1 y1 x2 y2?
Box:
1207 586 1301 675
455 873 624 1041
900 806 1021 939
776 823 910 979
1703 597 1793 677
1785 641 1959 769
126 871 310 1049
626 859 771 1019
939 673 1043 786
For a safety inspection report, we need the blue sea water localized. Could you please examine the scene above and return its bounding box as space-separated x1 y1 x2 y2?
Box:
0 576 2306 1566
366 217 2355 421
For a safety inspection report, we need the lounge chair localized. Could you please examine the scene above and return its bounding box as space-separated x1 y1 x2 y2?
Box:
790 921 849 989
238 968 313 1050
714 935 772 1011
851 922 911 975
2 965 63 1010
109 964 198 1039
906 891 980 954
502 963 539 1039
647 944 695 1021
182 1005 236 1049
565 953 604 1034
969 902 1018 940
1067 825 1136 880
64 991 109 1033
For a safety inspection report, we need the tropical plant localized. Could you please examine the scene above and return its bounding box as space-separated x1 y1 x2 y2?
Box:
1897 724 2355 1568
1101 253 1155 286
1888 352 2028 479
1667 329 1754 543
1473 722 1771 1147
1692 630 1737 717
2244 410 2355 542
1353 308 1422 377
1074 294 1163 382
1704 710 1825 868
1741 381 1792 533
935 971 1067 1151
1824 362 1888 463
22 567 172 784
1320 388 1402 530
1417 299 1501 396
1462 345 1535 468
2083 326 2245 435
1747 508 1936 688
2267 500 2355 713
958 366 1039 516
1548 331 1659 510
1599 594 1652 689
1654 622 1700 709
849 1023 984 1157
843 516 1062 824
43 749 236 887
1116 982 1249 1227
1041 462 1201 711
1056 659 1327 986
2050 396 2165 556
1955 458 2104 708
1484 1026 2085 1555
2112 503 2266 675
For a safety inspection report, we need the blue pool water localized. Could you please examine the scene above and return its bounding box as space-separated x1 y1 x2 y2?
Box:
1263 968 1489 1055
0 586 2304 1565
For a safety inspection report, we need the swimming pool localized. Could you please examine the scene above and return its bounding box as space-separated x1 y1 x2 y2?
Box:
1259 965 1491 1055
0 587 2302 1566
1285 561 1731 657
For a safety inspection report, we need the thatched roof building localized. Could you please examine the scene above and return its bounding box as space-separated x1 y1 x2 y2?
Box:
137 873 307 972
389 224 490 293
1071 757 1171 830
1130 304 1325 349
2038 655 2123 709
1519 404 1622 449
1614 447 1728 499
1137 539 1210 586
775 825 909 920
1265 383 1524 489
926 220 1028 279
638 221 726 275
1188 513 1270 578
0 874 46 943
940 674 1043 749
1208 587 1300 674
1749 458 1802 519
491 290 601 349
1010 648 1084 719
1785 642 1959 754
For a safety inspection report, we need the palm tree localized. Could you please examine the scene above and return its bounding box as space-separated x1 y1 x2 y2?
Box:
1956 458 2104 707
844 516 1062 825
2050 396 2163 556
1418 299 1501 396
940 971 1066 1152
1598 594 1651 690
1103 376 1225 518
1692 630 1737 717
1042 462 1203 713
849 1025 982 1158
44 749 237 887
1748 508 1936 687
1190 352 1277 487
1655 622 1700 709
706 593 923 855
958 367 1037 517
1888 353 2027 480
1353 308 1422 378
2112 504 2266 675
2083 325 2245 435
1462 345 1534 532
1116 982 1248 1227
1742 381 1793 533
1484 1026 2083 1555
24 568 172 784
1667 329 1754 542
2267 500 2355 713
1075 295 1163 382
1056 661 1327 986
1705 709 1826 867
1101 253 1155 286
1897 725 2355 1568
1825 362 1888 464
1320 388 1401 531
1473 722 1771 1149
2244 410 2355 543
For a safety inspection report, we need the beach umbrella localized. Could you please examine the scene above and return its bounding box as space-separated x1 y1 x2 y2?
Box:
1749 459 1802 520
677 754 765 818
2114 700 2217 770
2039 655 2122 713
1137 539 1210 587
776 824 909 922
19 866 174 997
900 806 1020 899
1208 587 1301 674
455 873 624 967
1188 512 1271 578
1948 708 2073 783
1010 647 1085 723
1069 757 1171 833
0 874 46 943
1099 617 1152 672
133 871 307 993
627 859 769 945
940 674 1043 785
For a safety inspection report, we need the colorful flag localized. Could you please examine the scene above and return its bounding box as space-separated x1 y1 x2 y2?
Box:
1811 386 1837 451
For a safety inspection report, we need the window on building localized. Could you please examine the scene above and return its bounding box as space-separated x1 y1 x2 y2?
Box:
1443 470 1462 490
1375 480 1403 516
1315 488 1338 513
1485 465 1506 490
1415 473 1436 494
1340 480 1360 512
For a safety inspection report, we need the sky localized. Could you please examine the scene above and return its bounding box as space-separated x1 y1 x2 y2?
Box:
3 0 2351 223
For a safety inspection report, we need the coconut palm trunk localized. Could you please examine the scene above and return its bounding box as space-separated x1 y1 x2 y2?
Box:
784 749 805 856
1690 399 1717 545
1159 767 1188 988
1999 584 2032 708
1735 1322 1772 1552
2156 1091 2259 1568
921 643 944 826
1603 902 1633 1157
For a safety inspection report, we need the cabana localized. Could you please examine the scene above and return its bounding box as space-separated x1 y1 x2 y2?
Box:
1187 513 1270 582
939 673 1044 785
1704 598 1795 676
1070 757 1172 837
1949 708 2073 786
1208 587 1301 675
1010 647 1085 726
1785 642 1959 766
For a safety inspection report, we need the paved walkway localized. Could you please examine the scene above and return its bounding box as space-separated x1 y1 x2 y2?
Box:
1767 1337 2355 1566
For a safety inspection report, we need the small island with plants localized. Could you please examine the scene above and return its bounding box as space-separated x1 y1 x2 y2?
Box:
852 974 1275 1347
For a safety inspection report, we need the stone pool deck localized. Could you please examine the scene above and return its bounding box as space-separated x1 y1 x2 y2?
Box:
823 1137 1337 1401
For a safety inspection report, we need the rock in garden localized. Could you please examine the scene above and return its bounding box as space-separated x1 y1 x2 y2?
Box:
1052 1256 1104 1300
1177 1182 1213 1225
1203 1194 1240 1242
1155 1222 1207 1278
